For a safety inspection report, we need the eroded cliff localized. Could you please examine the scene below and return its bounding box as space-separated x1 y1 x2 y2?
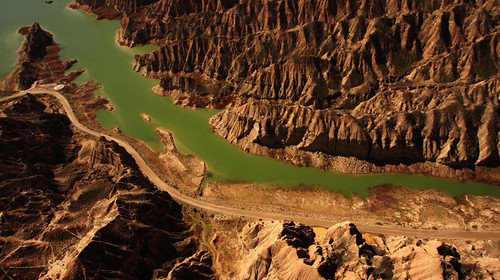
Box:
203 219 500 280
0 24 214 280
2 20 499 280
73 0 500 170
0 23 83 93
0 93 214 280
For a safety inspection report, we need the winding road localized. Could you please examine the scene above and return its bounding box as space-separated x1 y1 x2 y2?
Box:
2 85 500 240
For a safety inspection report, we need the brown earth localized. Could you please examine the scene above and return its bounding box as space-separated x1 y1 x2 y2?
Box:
1 21 500 280
0 23 214 280
201 181 500 231
72 0 500 182
194 217 500 280
0 93 214 280
65 0 500 235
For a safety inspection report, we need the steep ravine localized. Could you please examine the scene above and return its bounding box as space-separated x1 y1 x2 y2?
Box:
204 219 500 280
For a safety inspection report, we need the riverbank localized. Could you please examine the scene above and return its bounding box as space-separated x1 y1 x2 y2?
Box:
69 0 500 190
1 6 498 233
63 81 500 232
5 22 499 234
1 9 499 280
202 181 500 231
209 134 500 186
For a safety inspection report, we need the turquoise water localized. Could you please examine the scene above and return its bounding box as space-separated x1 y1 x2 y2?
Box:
1 0 499 198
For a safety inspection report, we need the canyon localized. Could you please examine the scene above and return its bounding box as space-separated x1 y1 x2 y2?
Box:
0 1 499 279
72 0 500 178
0 87 498 278
0 24 214 279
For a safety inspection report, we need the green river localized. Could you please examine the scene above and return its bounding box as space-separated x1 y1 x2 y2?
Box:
1 0 499 198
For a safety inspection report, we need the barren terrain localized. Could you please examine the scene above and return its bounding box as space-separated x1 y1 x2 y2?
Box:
1 6 500 279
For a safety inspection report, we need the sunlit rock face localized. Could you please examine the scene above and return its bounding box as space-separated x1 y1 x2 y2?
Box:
214 221 500 280
76 0 499 168
0 25 214 280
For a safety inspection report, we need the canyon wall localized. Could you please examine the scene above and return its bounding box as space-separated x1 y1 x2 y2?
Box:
75 0 500 169
208 220 500 279
2 21 499 279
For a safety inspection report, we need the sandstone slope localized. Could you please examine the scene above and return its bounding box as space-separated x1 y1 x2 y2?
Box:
72 0 500 173
205 219 500 279
0 23 214 280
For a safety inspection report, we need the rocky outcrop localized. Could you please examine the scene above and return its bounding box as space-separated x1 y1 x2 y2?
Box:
210 78 500 167
15 23 55 89
22 23 54 62
211 220 500 279
75 0 500 170
0 83 213 280
0 23 82 92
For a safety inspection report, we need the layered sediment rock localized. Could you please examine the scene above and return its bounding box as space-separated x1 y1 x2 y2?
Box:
0 94 214 280
0 23 82 93
211 220 500 279
0 26 214 279
210 78 500 167
75 0 500 169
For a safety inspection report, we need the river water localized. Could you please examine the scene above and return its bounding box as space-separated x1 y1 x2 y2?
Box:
1 0 498 198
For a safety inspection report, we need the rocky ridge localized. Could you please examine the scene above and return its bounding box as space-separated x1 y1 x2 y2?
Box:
73 0 500 171
205 219 500 279
210 82 500 168
0 23 82 93
0 24 214 280
0 92 215 280
1 20 500 280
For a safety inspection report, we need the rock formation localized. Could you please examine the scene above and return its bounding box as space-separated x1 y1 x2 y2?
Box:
1 20 499 280
0 23 82 93
210 82 500 167
12 23 55 90
0 24 214 280
73 0 500 170
0 93 214 280
209 220 500 279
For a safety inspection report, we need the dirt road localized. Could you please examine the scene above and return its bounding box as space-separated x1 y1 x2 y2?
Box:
3 86 500 240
